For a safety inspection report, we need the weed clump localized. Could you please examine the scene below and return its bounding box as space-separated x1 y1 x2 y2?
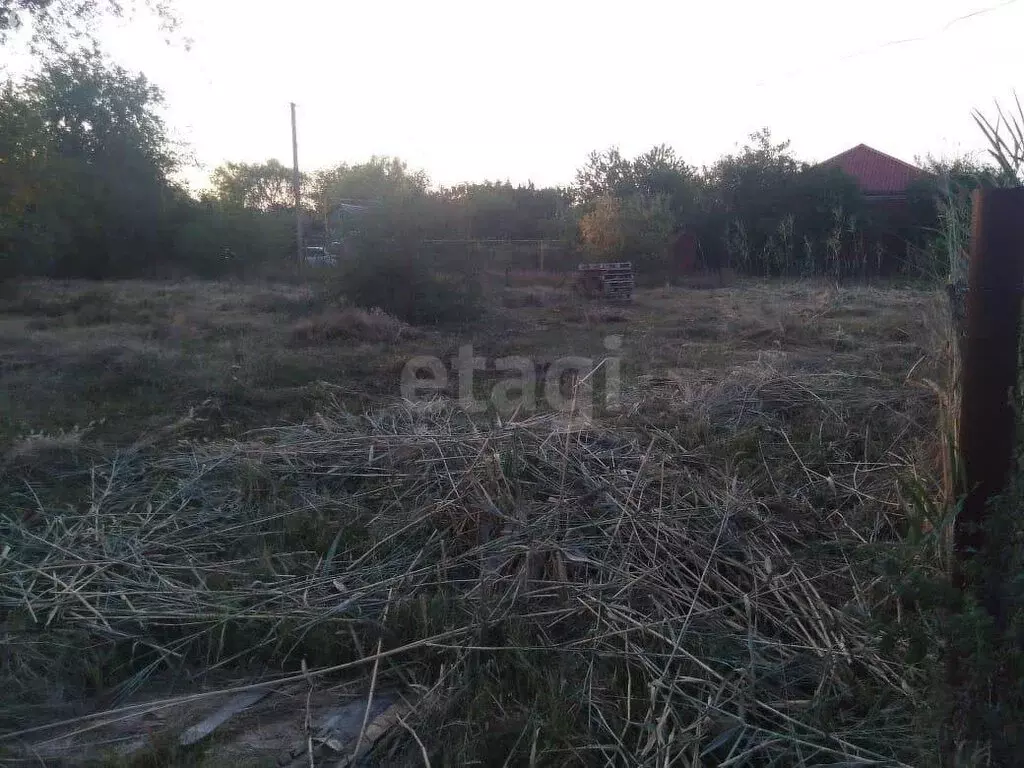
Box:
332 236 481 325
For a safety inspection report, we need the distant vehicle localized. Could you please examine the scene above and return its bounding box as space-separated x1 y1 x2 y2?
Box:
303 246 336 267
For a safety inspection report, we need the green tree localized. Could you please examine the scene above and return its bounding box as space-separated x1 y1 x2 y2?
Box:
310 156 441 245
579 193 675 271
618 193 676 270
440 181 572 240
703 128 863 274
572 145 700 275
0 49 179 277
578 196 624 260
209 159 299 211
573 145 698 216
0 0 177 47
903 153 1006 281
572 147 635 204
630 145 700 217
174 197 294 277
705 129 801 226
312 156 429 212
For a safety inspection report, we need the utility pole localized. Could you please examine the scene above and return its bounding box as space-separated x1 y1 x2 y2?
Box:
291 102 303 266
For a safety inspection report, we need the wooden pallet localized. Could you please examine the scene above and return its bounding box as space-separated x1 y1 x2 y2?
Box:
576 262 634 301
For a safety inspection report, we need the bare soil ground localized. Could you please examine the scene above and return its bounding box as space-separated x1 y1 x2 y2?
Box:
0 275 944 766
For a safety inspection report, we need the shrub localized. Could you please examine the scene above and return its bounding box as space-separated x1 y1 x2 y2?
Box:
334 203 482 325
173 200 295 278
578 196 625 261
578 193 675 273
338 249 481 325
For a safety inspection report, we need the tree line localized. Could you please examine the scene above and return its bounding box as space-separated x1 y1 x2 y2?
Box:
0 50 1001 283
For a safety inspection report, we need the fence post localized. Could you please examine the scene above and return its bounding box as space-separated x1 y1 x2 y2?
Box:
947 185 1024 766
954 187 1024 615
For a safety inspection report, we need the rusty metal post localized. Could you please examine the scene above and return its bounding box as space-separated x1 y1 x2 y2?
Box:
954 187 1024 614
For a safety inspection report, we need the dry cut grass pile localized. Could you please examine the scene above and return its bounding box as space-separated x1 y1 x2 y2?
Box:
1 387 922 765
290 307 420 345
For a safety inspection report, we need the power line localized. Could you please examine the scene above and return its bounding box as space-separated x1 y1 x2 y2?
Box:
942 0 1018 30
753 0 1019 88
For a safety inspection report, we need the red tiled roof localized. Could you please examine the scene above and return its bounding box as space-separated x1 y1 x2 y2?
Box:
818 144 927 195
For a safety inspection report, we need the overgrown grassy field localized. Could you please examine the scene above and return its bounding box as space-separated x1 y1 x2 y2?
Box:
0 275 946 765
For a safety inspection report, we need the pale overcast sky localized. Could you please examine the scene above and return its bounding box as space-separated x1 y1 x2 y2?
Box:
12 0 1024 189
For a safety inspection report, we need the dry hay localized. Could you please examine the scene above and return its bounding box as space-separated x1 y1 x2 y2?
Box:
291 306 419 345
0 399 918 765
